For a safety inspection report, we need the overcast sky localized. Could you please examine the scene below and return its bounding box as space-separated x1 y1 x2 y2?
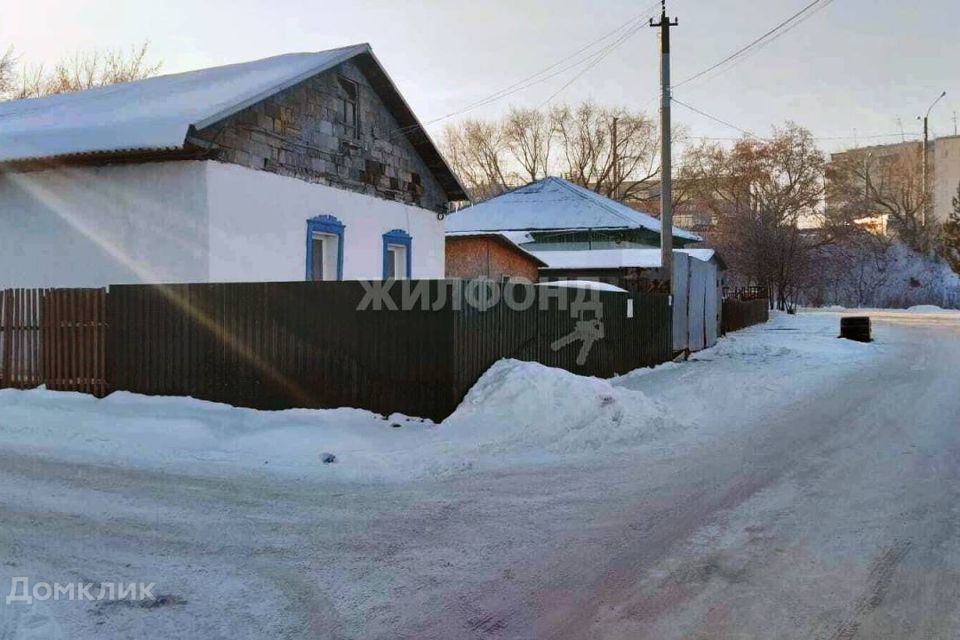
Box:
3 0 958 153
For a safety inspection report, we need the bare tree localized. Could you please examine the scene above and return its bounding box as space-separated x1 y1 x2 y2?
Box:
440 119 512 202
690 123 850 309
549 102 666 202
0 47 15 97
827 144 936 253
3 41 161 100
502 107 551 183
441 101 676 206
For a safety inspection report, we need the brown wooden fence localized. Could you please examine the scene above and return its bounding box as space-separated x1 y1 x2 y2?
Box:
0 288 108 395
108 281 456 418
2 281 671 419
108 280 672 420
43 289 109 396
0 289 43 389
721 298 769 334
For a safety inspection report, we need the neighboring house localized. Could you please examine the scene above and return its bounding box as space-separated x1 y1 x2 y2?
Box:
444 177 724 351
445 232 547 281
446 176 700 249
0 43 466 288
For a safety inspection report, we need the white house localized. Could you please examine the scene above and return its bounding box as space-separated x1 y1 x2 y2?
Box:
0 44 466 289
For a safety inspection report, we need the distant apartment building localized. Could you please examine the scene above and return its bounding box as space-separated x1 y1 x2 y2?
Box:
829 135 960 227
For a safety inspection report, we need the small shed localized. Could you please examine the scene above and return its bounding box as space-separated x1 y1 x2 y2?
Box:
445 231 547 281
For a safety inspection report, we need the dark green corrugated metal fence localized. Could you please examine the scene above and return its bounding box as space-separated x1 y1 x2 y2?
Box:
107 280 672 420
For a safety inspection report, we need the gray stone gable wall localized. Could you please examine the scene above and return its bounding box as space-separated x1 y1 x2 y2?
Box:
191 60 448 213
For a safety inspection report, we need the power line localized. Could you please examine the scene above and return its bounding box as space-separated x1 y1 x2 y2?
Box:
453 3 659 114
536 21 648 108
680 0 835 90
386 3 662 139
671 97 765 139
675 97 922 145
673 0 828 90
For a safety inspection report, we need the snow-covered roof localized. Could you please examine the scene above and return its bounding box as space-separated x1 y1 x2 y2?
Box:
0 43 467 199
533 248 722 270
444 177 701 242
0 45 367 162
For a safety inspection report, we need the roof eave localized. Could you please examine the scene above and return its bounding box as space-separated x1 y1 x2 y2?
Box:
0 146 206 171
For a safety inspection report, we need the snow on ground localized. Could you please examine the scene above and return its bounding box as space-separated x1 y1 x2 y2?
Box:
0 361 678 482
0 310 884 486
806 305 960 327
614 310 885 435
4 309 951 639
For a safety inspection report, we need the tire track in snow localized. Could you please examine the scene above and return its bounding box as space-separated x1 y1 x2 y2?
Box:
821 538 913 640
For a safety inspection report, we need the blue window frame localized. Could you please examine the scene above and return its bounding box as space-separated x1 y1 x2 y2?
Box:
382 229 412 279
306 215 345 281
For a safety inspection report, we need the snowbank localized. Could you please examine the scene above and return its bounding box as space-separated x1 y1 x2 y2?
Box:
441 359 678 455
0 360 679 482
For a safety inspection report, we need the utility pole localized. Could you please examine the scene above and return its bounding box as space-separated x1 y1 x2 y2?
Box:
611 116 619 200
919 91 946 227
953 111 958 136
650 0 677 284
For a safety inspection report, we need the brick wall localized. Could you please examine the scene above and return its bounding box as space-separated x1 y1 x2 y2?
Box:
190 60 448 213
445 237 542 281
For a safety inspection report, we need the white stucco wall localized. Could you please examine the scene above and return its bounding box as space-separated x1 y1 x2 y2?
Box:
204 161 445 281
0 161 209 288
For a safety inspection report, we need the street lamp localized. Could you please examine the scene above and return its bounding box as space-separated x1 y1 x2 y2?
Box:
918 90 946 227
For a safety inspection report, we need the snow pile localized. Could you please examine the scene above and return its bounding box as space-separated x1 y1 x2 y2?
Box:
907 304 945 313
441 359 680 456
0 361 681 482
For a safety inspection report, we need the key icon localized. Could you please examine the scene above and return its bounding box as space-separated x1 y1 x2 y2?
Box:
550 300 604 365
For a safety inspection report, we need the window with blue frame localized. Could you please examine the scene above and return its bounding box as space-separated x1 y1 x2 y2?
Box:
306 215 345 281
382 229 412 279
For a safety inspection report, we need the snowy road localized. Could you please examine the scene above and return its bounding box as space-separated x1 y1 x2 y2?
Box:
1 311 959 638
